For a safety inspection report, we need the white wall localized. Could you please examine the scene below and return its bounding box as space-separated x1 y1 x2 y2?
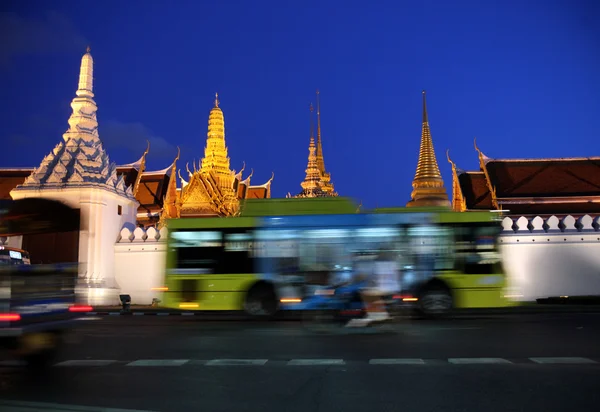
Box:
500 214 600 301
114 226 168 305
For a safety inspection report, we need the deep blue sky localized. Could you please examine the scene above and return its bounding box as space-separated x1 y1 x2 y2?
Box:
0 0 598 207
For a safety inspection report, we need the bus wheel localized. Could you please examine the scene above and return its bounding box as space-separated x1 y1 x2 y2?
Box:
244 284 278 319
419 287 453 319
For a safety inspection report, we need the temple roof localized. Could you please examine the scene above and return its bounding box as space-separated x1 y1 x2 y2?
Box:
455 153 600 216
457 171 493 209
0 169 32 200
485 158 600 198
136 172 170 215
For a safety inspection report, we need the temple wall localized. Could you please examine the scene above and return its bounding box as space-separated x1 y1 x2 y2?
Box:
499 214 600 301
114 226 167 305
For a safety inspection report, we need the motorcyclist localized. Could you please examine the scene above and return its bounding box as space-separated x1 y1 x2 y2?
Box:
346 248 401 327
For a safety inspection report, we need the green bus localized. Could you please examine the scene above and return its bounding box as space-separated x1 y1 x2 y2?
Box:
160 198 511 318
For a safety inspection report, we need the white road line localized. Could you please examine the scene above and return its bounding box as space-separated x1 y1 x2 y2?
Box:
448 358 512 364
127 359 189 367
369 358 425 365
206 359 268 366
133 312 145 316
529 357 597 364
288 359 345 366
182 312 195 316
157 313 170 316
56 360 117 367
109 312 121 316
0 400 158 411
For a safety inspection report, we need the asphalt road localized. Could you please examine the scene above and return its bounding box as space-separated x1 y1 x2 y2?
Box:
1 313 599 411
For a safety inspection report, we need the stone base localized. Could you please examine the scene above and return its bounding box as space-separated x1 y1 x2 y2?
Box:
76 285 122 307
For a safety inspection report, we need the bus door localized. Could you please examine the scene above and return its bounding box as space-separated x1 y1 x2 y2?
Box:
297 228 353 297
445 223 505 308
253 229 302 301
167 228 257 310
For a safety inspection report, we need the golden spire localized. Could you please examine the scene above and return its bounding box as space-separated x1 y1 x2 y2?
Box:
201 93 230 176
313 89 336 195
406 90 450 208
86 45 91 53
300 103 322 193
315 89 325 173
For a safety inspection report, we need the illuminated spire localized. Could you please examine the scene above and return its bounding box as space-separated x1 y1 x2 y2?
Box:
201 93 231 175
406 90 450 208
313 89 336 195
300 103 323 193
316 89 325 173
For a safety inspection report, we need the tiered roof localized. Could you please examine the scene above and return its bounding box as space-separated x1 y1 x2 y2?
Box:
449 140 600 216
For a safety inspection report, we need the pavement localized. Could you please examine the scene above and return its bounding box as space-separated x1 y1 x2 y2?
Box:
0 312 599 411
89 303 600 317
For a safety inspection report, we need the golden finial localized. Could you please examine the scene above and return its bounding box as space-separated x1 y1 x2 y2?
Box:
175 146 181 162
86 45 91 53
422 90 428 123
214 93 219 108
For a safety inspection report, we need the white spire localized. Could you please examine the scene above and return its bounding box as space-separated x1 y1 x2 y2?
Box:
11 48 135 200
76 46 94 98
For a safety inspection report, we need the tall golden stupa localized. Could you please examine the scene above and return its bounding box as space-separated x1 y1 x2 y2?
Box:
406 90 450 208
289 90 338 198
154 93 273 224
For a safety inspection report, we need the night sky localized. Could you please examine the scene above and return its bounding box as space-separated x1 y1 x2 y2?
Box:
0 0 598 208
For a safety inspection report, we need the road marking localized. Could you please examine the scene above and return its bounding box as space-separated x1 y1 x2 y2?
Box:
182 312 195 316
133 312 145 316
288 359 345 366
206 359 268 366
127 359 189 366
157 312 170 316
56 360 117 367
0 400 158 411
529 357 597 364
109 312 121 316
369 358 425 365
448 358 512 364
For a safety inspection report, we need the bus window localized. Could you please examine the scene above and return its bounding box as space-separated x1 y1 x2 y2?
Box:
299 228 353 287
222 230 255 274
454 224 502 275
170 230 223 273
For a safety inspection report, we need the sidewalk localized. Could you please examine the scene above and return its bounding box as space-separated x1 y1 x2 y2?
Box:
87 303 600 318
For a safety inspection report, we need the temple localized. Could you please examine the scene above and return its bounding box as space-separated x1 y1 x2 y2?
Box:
406 90 450 208
0 56 273 229
1 48 140 302
447 139 600 217
289 91 338 198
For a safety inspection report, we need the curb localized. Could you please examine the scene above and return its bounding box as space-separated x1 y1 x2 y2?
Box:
85 305 600 318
